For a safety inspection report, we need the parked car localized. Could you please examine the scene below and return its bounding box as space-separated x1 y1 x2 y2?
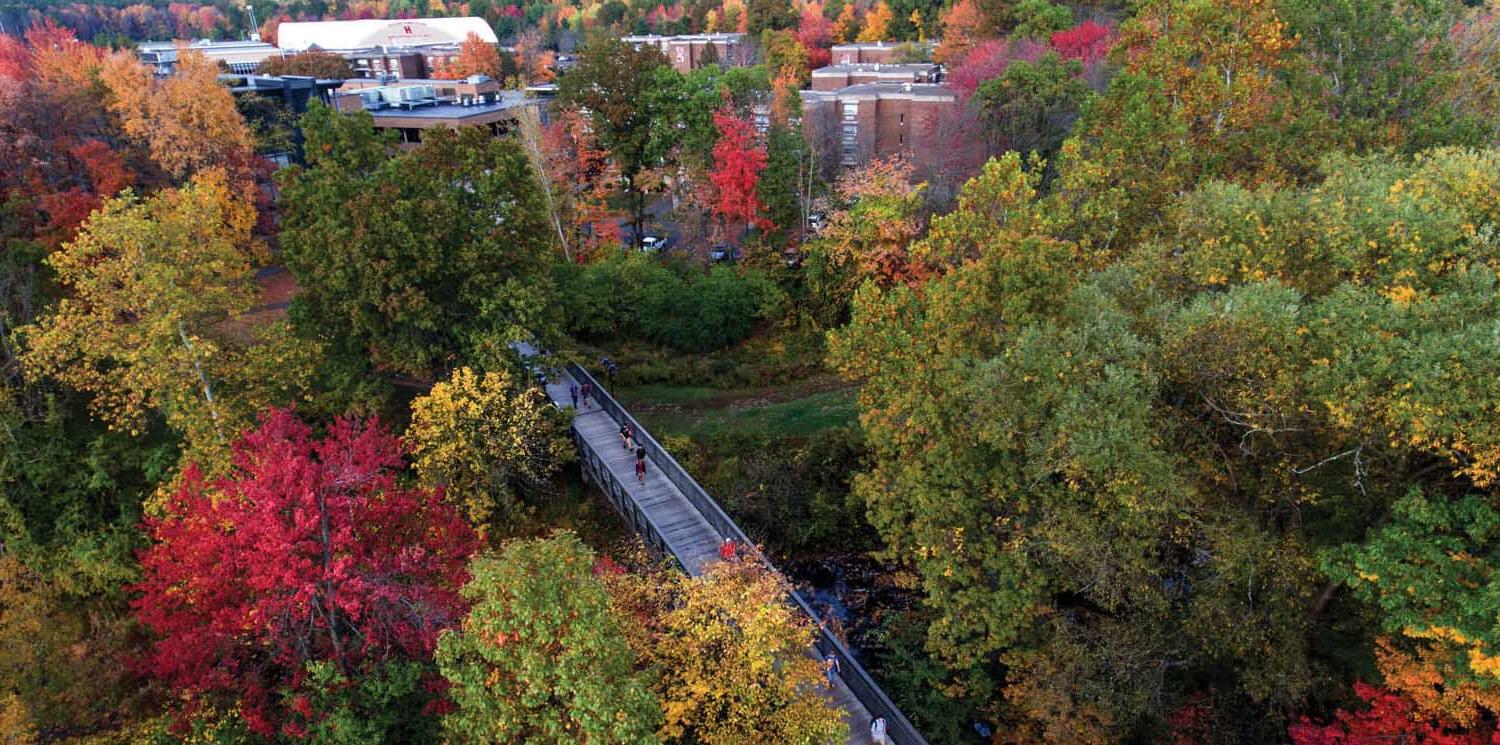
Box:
639 235 668 253
709 243 738 262
807 211 828 233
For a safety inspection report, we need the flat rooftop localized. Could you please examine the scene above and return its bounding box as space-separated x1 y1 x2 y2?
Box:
802 82 957 101
813 63 940 74
365 91 532 123
622 32 746 42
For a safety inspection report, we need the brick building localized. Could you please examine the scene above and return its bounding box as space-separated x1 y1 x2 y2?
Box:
800 82 958 170
622 33 752 73
810 62 942 91
345 47 468 80
829 41 934 65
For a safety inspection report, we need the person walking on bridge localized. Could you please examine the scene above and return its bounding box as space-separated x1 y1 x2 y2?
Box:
620 422 634 450
634 452 646 484
569 383 579 409
870 717 888 744
580 382 593 409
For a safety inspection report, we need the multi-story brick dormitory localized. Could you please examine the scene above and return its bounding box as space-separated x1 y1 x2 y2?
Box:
800 81 958 170
621 33 753 73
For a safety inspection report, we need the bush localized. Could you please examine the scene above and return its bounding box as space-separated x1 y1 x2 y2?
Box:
556 253 787 352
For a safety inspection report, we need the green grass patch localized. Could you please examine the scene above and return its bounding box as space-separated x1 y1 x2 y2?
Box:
629 386 857 441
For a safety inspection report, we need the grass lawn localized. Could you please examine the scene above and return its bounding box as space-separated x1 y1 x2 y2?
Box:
615 376 858 442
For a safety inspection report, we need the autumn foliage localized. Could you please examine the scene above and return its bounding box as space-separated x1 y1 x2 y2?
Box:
1289 683 1496 745
133 409 478 737
708 108 768 232
438 31 504 80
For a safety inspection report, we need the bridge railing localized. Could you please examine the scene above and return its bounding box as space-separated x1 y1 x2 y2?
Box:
567 363 930 745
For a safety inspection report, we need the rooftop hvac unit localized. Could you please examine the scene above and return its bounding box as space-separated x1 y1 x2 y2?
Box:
359 89 387 109
398 85 435 102
466 74 491 84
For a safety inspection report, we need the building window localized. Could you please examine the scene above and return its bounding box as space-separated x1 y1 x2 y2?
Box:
899 113 904 125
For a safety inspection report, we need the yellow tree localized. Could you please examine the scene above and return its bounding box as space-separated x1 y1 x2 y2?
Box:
833 2 861 43
101 46 253 179
21 169 315 469
647 557 847 745
857 1 894 41
406 366 575 531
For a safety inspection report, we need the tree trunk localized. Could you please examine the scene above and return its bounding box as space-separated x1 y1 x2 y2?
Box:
518 107 571 262
312 483 346 668
176 319 223 442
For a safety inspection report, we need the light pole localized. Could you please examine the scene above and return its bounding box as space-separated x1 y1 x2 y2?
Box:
246 4 260 41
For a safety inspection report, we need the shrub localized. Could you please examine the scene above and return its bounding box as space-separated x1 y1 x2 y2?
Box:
557 253 787 352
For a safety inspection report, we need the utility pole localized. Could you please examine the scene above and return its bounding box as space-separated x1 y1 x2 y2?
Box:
246 4 260 41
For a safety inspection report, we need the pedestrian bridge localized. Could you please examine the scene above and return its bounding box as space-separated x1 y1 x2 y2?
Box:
536 360 928 745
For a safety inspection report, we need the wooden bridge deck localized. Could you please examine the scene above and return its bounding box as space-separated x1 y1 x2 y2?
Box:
541 369 880 745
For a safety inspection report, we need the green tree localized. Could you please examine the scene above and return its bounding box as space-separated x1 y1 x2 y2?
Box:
973 52 1091 164
746 0 795 34
827 148 1500 737
557 35 670 247
1007 0 1071 39
1053 0 1323 254
1325 490 1500 693
758 125 819 236
437 534 661 744
278 105 557 383
1280 0 1485 152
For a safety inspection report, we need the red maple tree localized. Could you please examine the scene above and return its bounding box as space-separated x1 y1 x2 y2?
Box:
708 107 768 233
133 409 479 738
1051 19 1113 63
796 3 835 70
1288 683 1496 745
946 38 1048 102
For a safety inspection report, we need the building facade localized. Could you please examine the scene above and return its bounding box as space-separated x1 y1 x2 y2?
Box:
346 47 467 80
621 33 751 73
801 82 958 170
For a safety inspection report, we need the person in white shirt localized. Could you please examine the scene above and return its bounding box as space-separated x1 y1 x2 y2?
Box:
870 716 888 744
